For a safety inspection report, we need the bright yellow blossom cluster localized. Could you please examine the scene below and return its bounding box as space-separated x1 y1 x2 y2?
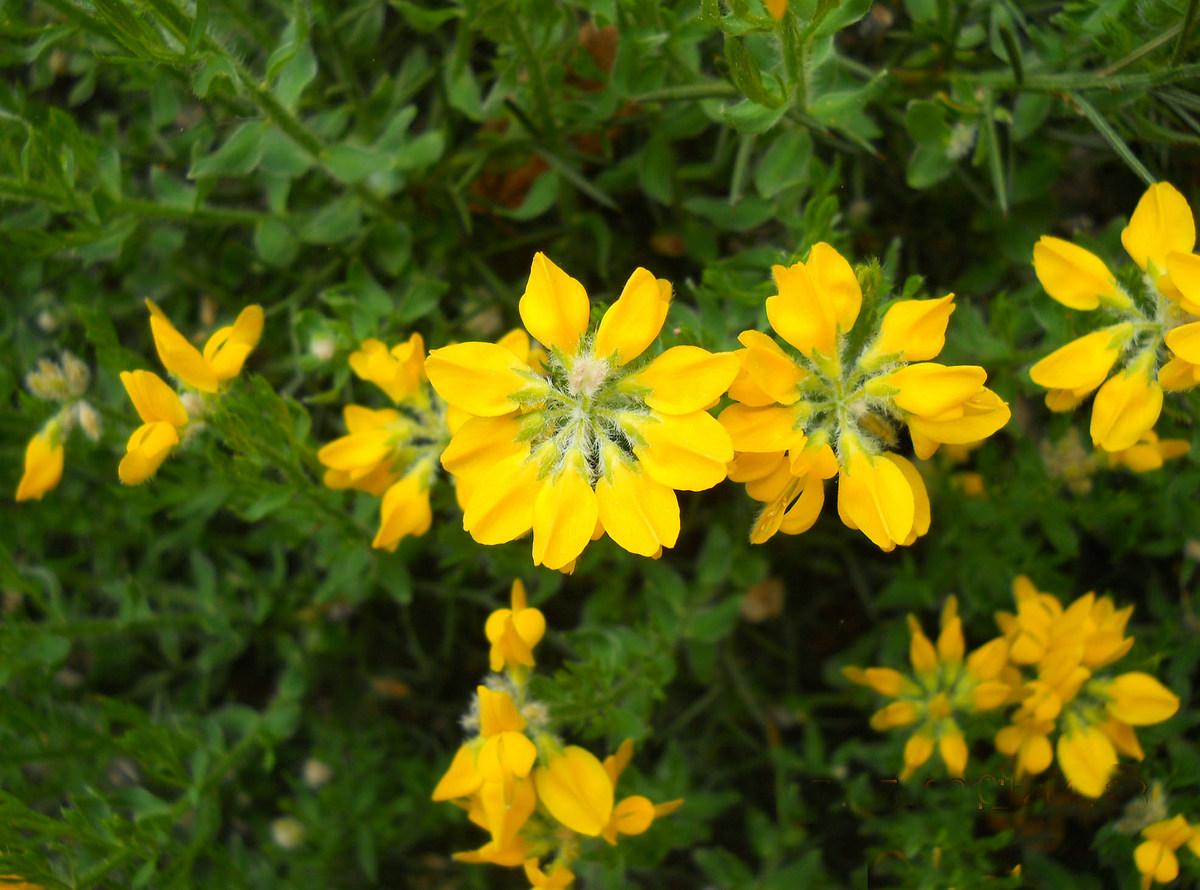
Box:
721 242 1010 550
1135 814 1200 889
15 351 100 502
432 580 681 887
849 577 1180 798
318 334 444 550
994 576 1178 797
845 596 1014 779
425 253 739 571
119 299 263 484
1031 182 1200 451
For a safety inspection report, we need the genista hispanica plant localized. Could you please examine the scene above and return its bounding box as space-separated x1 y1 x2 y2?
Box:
3 1 1199 888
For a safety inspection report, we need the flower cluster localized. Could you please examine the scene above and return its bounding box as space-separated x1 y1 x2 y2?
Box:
1135 814 1200 889
720 242 1010 551
844 596 1014 779
317 333 463 551
1031 182 1200 451
432 580 680 887
425 253 738 571
994 576 1178 797
849 577 1180 798
119 299 262 484
15 351 101 502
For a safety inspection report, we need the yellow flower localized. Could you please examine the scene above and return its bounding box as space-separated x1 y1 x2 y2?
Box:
524 859 575 889
765 0 788 20
484 580 546 674
721 243 1008 549
145 299 263 393
1134 815 1196 890
15 427 64 502
426 254 738 570
847 597 1009 780
1090 358 1164 452
319 333 468 550
1107 431 1190 473
993 578 1176 798
118 370 189 485
1031 182 1200 452
598 739 683 846
533 744 614 836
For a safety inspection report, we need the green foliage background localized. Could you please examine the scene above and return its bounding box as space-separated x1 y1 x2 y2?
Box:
2 0 1199 886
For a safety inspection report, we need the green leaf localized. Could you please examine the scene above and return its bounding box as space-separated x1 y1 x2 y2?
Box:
189 121 268 179
500 170 559 221
323 143 392 184
718 99 789 135
388 0 460 31
906 100 952 143
639 135 675 205
253 219 299 268
395 131 444 171
754 126 812 198
724 34 777 107
298 195 362 244
809 0 872 38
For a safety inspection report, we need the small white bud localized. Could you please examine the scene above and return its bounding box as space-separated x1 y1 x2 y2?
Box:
36 309 59 333
60 351 91 396
309 336 336 362
303 759 333 789
270 816 305 849
75 401 102 441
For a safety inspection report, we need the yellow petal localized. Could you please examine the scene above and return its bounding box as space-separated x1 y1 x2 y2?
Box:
843 666 908 697
120 370 188 428
869 700 919 730
766 261 836 358
1165 251 1200 312
906 388 1010 459
534 746 615 837
1102 673 1180 726
836 448 915 552
118 421 180 485
349 338 420 403
1165 320 1200 363
902 732 934 778
344 404 400 434
885 454 929 545
205 304 263 381
440 414 530 481
965 638 1009 681
519 253 591 354
478 686 527 736
1030 325 1132 391
592 267 671 365
1135 840 1179 884
765 0 788 19
805 242 861 333
431 744 483 801
316 429 393 474
736 330 806 405
477 731 537 782
908 617 938 675
1090 364 1163 452
887 363 988 418
1032 236 1123 310
717 403 805 453
939 729 968 777
605 795 655 843
627 411 734 491
15 430 64 502
1057 724 1117 798
425 342 544 417
145 300 219 392
1121 182 1196 276
462 450 545 544
595 455 680 557
372 474 433 551
532 458 599 571
630 346 740 414
864 294 956 363
1158 356 1200 392
778 472 825 536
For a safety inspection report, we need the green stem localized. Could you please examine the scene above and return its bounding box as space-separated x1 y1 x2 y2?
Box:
1173 0 1199 67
